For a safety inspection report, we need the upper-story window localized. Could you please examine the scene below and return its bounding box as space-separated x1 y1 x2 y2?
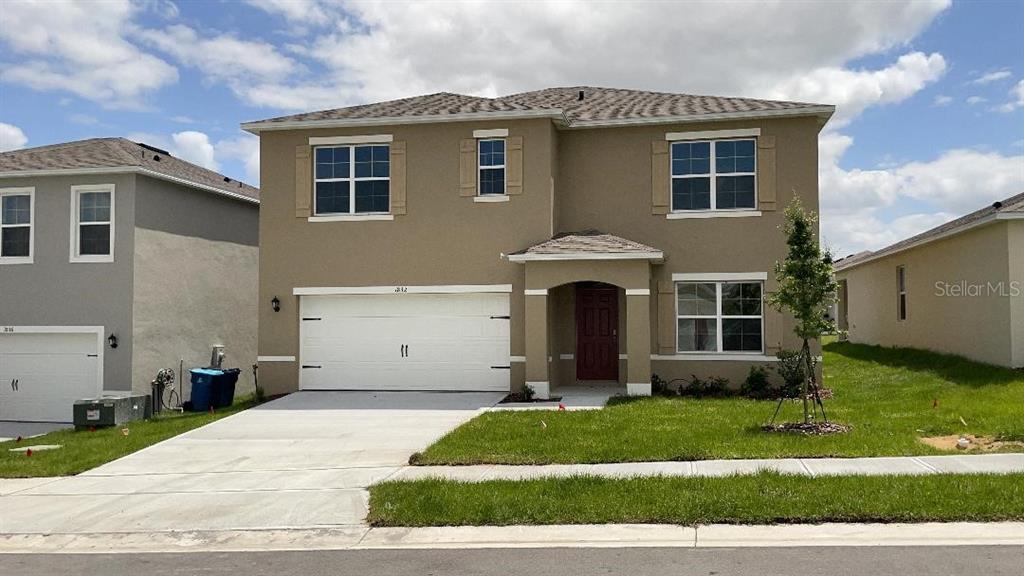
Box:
1 187 33 264
314 144 390 215
70 184 114 263
897 265 907 321
671 139 756 211
478 139 506 195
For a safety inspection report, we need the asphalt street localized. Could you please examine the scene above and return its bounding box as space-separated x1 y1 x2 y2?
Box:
3 546 1022 576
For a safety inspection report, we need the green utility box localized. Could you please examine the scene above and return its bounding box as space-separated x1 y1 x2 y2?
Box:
73 394 151 429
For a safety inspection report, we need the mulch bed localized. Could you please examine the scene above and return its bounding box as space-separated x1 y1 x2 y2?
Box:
499 393 563 404
762 422 852 435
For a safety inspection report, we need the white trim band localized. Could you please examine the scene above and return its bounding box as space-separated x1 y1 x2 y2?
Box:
473 128 509 138
309 134 393 145
308 214 394 222
625 289 650 296
524 289 548 296
652 353 779 362
473 195 510 203
293 284 514 296
667 210 761 220
666 128 761 141
627 382 652 396
257 355 296 362
510 356 526 363
525 381 550 400
672 272 768 281
566 106 835 129
0 167 258 204
508 251 664 263
243 109 565 134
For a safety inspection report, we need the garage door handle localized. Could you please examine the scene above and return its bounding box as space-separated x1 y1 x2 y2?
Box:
490 365 511 370
302 317 322 321
490 315 511 320
10 378 17 391
301 365 322 369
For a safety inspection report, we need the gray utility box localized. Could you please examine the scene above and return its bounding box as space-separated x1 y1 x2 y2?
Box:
74 393 151 429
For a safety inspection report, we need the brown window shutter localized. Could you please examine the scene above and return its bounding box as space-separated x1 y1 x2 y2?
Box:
651 141 670 215
390 141 407 215
764 308 784 355
506 135 524 195
657 280 676 354
757 135 776 211
459 138 476 196
295 145 311 217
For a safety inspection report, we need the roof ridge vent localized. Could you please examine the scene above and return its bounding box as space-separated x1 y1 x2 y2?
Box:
992 201 1003 210
136 142 171 156
577 90 585 101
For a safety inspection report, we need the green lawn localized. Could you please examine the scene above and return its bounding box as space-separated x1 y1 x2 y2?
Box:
0 398 256 478
414 342 1024 464
368 472 1024 526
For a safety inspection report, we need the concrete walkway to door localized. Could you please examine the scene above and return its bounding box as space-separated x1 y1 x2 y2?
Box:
0 391 504 535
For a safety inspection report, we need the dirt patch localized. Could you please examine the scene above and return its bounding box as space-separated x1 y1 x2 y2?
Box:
762 422 852 436
920 434 1024 452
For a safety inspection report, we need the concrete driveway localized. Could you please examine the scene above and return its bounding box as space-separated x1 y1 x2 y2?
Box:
0 391 502 534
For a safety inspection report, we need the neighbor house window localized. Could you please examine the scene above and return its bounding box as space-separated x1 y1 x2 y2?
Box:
0 187 33 264
478 139 506 195
897 265 907 321
70 184 114 262
677 281 763 353
671 139 756 211
314 144 390 215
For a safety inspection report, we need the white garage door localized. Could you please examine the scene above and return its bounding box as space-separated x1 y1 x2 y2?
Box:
0 331 102 422
299 292 510 391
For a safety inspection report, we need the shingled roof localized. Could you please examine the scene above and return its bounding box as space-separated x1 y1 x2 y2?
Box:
243 86 832 132
508 230 663 262
0 138 259 202
835 192 1024 271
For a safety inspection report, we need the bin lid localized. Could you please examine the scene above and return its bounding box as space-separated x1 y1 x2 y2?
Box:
190 368 224 376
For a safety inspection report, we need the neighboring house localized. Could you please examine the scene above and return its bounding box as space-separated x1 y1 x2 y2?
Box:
245 87 833 398
0 138 259 422
835 193 1024 368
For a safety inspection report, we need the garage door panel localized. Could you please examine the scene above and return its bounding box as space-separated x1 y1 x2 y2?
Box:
299 293 510 392
0 332 101 422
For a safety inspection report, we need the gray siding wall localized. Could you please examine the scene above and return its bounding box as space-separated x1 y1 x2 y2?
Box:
0 173 137 391
132 176 259 397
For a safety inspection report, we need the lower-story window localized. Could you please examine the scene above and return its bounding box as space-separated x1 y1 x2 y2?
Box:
676 280 763 353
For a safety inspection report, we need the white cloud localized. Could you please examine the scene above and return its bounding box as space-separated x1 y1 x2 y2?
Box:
69 113 100 126
966 95 987 105
933 94 953 106
171 115 196 124
970 69 1012 85
245 0 331 27
240 0 950 113
0 0 177 108
171 131 218 171
215 135 261 185
0 122 28 152
996 80 1024 112
820 133 1024 254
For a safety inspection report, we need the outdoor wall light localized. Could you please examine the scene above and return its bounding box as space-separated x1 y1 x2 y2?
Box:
271 296 281 312
108 333 118 349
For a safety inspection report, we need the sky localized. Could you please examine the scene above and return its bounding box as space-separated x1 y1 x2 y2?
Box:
0 0 1022 256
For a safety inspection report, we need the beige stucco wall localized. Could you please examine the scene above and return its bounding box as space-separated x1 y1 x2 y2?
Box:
131 176 259 398
836 221 1016 367
257 114 824 393
1007 220 1023 367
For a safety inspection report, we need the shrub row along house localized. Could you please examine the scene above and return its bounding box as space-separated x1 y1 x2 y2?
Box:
836 192 1024 368
0 139 258 422
245 87 835 398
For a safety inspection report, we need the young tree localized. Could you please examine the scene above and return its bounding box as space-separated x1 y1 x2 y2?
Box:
766 196 838 424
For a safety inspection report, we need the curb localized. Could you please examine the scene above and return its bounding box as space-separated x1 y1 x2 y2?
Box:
1 522 1021 554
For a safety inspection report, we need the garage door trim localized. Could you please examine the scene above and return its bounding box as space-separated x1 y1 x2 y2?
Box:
293 284 513 296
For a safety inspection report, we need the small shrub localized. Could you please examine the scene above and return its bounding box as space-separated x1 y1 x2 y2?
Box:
651 373 678 397
522 383 536 401
741 365 773 399
684 375 731 398
775 350 806 399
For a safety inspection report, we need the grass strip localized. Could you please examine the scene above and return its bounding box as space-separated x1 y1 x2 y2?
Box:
368 472 1024 526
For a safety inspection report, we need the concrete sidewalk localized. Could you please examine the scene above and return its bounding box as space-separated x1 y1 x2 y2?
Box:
0 522 1020 553
394 453 1024 482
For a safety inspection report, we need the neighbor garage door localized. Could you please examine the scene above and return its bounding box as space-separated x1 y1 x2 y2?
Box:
0 330 102 422
299 292 510 391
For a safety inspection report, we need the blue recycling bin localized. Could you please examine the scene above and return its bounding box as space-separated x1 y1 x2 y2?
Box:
188 368 220 412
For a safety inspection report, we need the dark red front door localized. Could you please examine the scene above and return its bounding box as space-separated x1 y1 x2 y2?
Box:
576 284 619 380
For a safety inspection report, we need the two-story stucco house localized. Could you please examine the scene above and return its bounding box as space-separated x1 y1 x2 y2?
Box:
0 138 259 422
245 87 833 399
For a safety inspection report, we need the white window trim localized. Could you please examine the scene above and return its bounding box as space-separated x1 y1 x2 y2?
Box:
0 187 34 265
670 138 757 213
673 272 769 281
897 265 907 321
69 184 115 263
313 143 391 217
473 195 510 203
477 138 507 197
309 134 393 145
666 209 761 220
473 128 508 138
666 128 761 141
675 278 765 355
